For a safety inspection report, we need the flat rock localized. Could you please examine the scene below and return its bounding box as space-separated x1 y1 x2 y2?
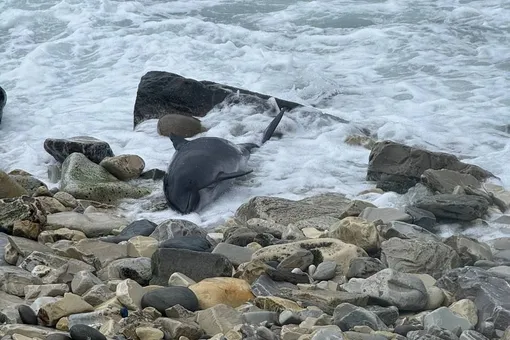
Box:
141 286 199 313
0 171 28 199
250 274 298 297
8 235 53 258
414 194 489 221
37 293 94 326
436 266 510 334
381 238 461 279
0 196 46 233
424 306 473 332
100 219 157 243
359 207 413 224
99 154 145 181
405 206 437 230
149 218 206 242
0 324 69 338
0 266 42 296
366 140 493 193
44 136 114 164
38 228 87 244
46 211 128 238
60 152 150 203
235 193 362 226
73 239 128 268
159 235 212 252
421 169 481 194
251 238 367 276
346 257 387 279
212 242 254 266
380 221 441 242
195 303 243 336
100 257 152 286
444 236 492 266
19 251 95 282
341 268 428 311
69 324 107 340
150 248 233 285
81 284 115 306
328 217 380 253
333 303 388 331
189 277 254 309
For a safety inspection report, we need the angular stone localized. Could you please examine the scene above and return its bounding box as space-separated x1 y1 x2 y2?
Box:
135 326 165 340
189 277 254 309
156 317 204 339
8 235 53 258
0 324 69 338
149 219 206 242
0 171 28 199
424 307 473 332
277 249 314 271
342 268 428 311
251 274 298 297
168 272 196 287
24 284 70 300
252 238 367 276
380 221 441 242
405 206 437 230
71 270 103 295
0 266 42 296
38 228 87 244
328 217 380 253
312 261 337 281
100 257 152 286
46 211 128 238
449 299 478 327
19 251 95 282
116 278 144 310
346 257 386 279
37 292 94 326
366 140 492 193
81 284 115 306
150 248 233 285
60 153 150 203
212 242 255 266
414 194 489 221
364 305 399 327
381 238 461 279
421 169 481 194
460 330 489 340
0 196 46 233
196 304 243 336
44 136 114 164
69 324 107 340
253 296 304 313
100 154 145 181
279 289 368 315
73 239 128 268
333 303 388 331
127 236 158 258
443 236 492 266
235 193 363 226
35 196 70 214
360 207 412 224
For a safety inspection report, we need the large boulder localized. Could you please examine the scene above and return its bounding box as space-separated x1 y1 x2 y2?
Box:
235 193 374 226
413 194 489 221
367 141 493 193
421 169 481 194
60 152 150 203
436 267 510 336
44 136 114 164
132 71 303 128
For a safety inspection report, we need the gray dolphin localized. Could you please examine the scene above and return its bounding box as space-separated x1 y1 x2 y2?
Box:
163 107 287 214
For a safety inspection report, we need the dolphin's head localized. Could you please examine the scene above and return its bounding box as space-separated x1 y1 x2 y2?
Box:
163 174 201 214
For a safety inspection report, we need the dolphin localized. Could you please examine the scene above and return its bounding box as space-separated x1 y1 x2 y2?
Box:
163 107 287 214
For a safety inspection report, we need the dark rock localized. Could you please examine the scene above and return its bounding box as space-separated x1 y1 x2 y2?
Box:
380 221 441 242
266 267 309 284
444 236 492 266
311 261 337 281
277 250 314 271
414 194 489 221
132 71 302 127
157 113 205 137
366 141 493 193
242 311 279 326
149 219 206 242
377 174 420 194
364 305 399 327
436 266 510 335
17 305 38 325
279 310 302 325
150 248 233 284
251 274 297 297
159 236 212 252
256 326 278 340
69 324 106 340
46 334 73 340
421 169 481 194
0 232 8 266
44 136 114 164
333 303 388 331
0 85 6 124
346 257 386 279
141 286 199 313
394 325 423 336
225 230 273 247
405 206 437 230
459 330 489 340
100 219 157 243
408 327 459 340
139 168 166 181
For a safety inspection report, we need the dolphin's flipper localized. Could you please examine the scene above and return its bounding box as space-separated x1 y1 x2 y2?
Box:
261 107 287 144
169 133 189 150
200 170 253 189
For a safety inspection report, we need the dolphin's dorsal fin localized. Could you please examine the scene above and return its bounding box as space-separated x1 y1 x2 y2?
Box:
169 133 189 150
261 107 287 144
199 170 253 189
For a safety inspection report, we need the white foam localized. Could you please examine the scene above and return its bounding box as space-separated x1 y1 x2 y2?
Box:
0 0 509 237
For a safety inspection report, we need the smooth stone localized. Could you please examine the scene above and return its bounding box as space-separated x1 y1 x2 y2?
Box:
189 277 254 309
277 250 314 271
99 154 145 181
141 286 199 313
100 219 157 243
17 305 38 325
158 236 212 252
360 207 413 224
414 194 489 221
211 243 254 266
44 136 114 164
405 206 436 230
149 218 207 242
312 261 337 281
157 113 205 138
69 324 107 340
423 307 473 332
333 303 388 331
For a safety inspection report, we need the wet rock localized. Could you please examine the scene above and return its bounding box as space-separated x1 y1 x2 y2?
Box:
132 71 301 127
46 211 128 238
0 171 28 199
366 140 493 193
444 236 492 266
0 196 46 233
141 286 199 313
235 193 362 226
436 267 510 335
360 207 413 224
44 136 114 164
421 169 481 194
341 268 428 311
99 154 145 181
157 113 206 138
413 194 489 221
60 153 150 203
150 218 206 242
381 238 461 279
328 217 380 253
189 277 255 309
100 219 157 244
405 206 437 230
346 257 387 280
150 248 233 285
69 324 107 340
251 238 367 276
158 235 212 252
333 303 388 331
380 221 441 242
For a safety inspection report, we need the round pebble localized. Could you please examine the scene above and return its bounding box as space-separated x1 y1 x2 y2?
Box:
312 261 337 281
69 324 107 340
17 304 38 325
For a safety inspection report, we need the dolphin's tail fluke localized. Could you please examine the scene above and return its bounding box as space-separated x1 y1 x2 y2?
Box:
261 107 287 145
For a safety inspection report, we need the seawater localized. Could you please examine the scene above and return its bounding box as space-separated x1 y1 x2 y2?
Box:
1 0 509 239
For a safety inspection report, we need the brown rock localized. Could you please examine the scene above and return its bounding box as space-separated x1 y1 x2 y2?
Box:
0 171 28 198
37 292 94 326
328 217 380 253
157 114 205 138
189 277 255 309
100 155 146 181
12 220 41 240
